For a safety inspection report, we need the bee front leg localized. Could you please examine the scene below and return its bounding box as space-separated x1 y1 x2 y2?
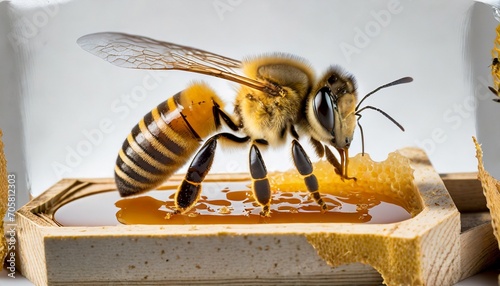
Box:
249 144 272 217
335 147 356 181
324 145 356 181
175 133 249 214
310 138 356 181
310 137 342 177
323 146 342 176
291 140 327 212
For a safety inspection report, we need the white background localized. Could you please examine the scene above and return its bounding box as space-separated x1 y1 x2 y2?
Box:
0 0 490 199
0 0 500 285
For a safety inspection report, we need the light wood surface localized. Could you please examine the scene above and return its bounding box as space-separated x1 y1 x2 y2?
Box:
15 148 500 286
441 172 487 213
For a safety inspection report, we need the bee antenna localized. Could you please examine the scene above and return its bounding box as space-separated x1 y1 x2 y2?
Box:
356 114 366 155
355 105 403 156
356 105 405 132
355 77 413 111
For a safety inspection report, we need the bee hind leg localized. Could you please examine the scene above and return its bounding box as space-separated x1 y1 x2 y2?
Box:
249 143 272 217
291 139 327 212
175 133 249 214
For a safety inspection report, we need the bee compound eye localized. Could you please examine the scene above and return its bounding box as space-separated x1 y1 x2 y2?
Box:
313 87 335 133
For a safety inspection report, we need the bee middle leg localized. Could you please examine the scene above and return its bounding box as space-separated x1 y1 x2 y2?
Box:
291 139 327 212
175 133 250 214
212 100 240 131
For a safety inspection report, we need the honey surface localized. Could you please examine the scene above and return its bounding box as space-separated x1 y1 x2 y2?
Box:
54 151 418 226
115 151 418 225
115 182 411 225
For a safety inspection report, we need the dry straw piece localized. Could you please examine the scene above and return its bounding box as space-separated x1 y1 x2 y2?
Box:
473 136 500 248
0 130 8 263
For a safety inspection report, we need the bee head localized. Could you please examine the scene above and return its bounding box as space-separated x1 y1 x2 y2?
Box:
307 67 357 149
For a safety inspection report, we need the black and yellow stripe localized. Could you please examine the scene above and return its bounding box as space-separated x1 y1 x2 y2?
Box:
115 83 223 197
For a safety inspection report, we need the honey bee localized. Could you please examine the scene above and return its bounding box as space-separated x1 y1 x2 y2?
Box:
489 58 500 102
77 32 412 216
492 58 499 73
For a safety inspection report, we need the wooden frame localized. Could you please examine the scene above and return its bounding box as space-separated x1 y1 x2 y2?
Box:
16 148 499 285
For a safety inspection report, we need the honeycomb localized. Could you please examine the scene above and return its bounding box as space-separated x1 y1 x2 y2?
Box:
269 151 422 216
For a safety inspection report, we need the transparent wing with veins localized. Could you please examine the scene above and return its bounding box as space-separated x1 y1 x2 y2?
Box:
77 32 276 93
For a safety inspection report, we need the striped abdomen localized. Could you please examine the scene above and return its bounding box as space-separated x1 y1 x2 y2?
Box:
115 83 223 197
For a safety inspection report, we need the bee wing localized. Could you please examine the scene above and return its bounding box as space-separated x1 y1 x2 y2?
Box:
77 32 276 93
